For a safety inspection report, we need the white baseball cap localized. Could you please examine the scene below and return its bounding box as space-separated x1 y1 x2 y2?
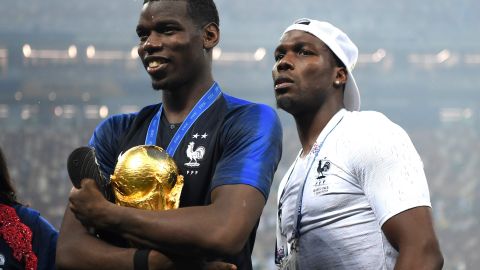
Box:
282 18 361 111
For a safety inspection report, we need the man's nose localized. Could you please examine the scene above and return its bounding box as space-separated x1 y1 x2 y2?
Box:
275 55 293 71
142 34 163 54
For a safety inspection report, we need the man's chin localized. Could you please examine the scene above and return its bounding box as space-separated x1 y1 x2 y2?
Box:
151 83 162 91
276 98 293 112
151 80 165 91
151 77 177 91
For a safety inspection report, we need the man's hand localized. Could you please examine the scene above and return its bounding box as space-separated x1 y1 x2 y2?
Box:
69 178 112 229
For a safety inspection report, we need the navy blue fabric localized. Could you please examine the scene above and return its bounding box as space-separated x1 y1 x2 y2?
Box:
88 91 283 269
210 94 282 200
89 111 138 182
89 94 282 201
0 204 58 270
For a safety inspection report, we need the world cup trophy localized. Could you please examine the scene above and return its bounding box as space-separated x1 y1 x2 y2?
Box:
110 145 184 211
67 144 184 246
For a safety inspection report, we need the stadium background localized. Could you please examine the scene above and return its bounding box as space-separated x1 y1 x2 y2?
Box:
0 0 479 269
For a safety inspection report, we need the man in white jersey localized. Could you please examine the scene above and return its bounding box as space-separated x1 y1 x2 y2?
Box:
272 18 443 269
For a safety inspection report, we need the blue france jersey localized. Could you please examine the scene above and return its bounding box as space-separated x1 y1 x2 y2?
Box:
88 91 282 270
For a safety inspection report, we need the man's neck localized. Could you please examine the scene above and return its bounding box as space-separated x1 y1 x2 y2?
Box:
161 77 215 124
295 105 342 157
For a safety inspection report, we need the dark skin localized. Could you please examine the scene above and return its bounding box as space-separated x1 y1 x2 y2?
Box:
273 30 346 156
136 0 215 123
56 1 266 269
272 30 443 269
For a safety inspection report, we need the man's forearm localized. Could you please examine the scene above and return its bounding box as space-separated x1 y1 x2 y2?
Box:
100 185 265 257
63 198 231 269
111 204 229 256
70 182 265 258
57 207 138 270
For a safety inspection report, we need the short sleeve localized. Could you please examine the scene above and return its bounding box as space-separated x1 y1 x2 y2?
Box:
353 113 431 226
210 104 283 200
88 114 134 178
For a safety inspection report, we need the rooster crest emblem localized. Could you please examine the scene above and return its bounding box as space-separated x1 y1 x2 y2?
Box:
185 142 206 167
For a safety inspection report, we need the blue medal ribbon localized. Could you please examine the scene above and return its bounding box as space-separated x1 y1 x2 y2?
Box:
145 82 222 157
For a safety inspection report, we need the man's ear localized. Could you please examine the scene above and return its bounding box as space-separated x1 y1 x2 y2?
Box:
335 67 348 85
203 22 220 51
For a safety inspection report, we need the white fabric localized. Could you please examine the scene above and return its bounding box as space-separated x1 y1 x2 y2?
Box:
276 109 431 269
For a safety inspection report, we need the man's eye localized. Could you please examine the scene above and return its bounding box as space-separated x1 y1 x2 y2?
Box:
161 26 179 35
137 30 148 41
299 49 312 56
274 53 284 61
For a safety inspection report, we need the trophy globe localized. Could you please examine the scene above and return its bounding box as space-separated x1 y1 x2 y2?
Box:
110 145 184 210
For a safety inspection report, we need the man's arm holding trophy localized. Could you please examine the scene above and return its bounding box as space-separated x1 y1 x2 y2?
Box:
58 145 247 269
58 145 182 269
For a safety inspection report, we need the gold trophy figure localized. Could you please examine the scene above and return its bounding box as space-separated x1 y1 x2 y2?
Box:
110 145 184 211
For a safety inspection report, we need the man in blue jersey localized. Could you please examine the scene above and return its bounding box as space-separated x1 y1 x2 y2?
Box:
56 0 282 269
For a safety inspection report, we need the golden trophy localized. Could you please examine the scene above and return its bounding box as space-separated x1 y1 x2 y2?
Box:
110 145 184 211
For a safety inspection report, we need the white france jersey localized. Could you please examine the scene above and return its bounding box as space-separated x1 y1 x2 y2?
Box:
276 109 431 269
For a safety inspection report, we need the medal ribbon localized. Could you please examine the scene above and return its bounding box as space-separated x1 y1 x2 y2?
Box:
145 82 221 157
282 115 344 240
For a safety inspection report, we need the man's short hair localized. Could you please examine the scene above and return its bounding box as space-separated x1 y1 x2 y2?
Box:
144 0 220 28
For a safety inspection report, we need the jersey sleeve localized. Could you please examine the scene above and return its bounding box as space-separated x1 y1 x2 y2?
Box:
88 114 135 178
353 113 432 226
210 104 283 200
